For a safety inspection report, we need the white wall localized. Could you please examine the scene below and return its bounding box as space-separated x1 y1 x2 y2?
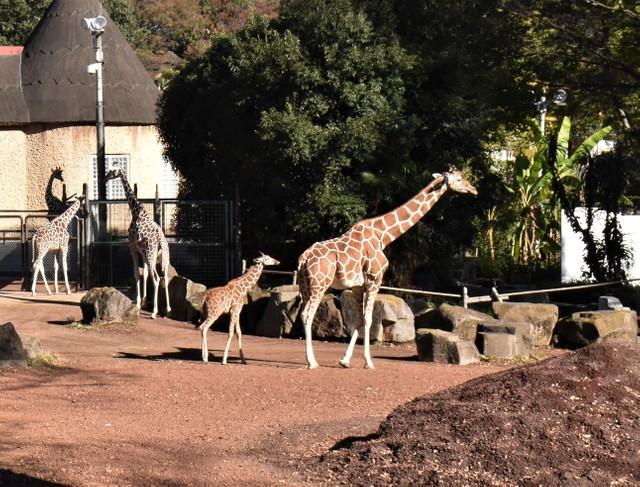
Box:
561 209 640 282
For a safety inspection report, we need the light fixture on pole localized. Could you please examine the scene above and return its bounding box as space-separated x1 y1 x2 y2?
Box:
535 88 567 134
82 15 107 232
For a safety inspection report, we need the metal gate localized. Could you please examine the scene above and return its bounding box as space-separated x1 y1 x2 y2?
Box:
87 199 236 289
0 215 26 285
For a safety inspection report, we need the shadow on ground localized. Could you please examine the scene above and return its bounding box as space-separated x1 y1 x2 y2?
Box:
0 469 68 486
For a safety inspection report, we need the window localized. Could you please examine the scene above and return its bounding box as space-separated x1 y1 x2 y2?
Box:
160 158 179 198
92 155 130 200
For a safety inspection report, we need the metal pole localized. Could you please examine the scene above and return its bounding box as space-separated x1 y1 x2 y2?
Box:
539 94 546 134
94 32 107 236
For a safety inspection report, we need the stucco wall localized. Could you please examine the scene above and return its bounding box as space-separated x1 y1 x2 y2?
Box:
23 123 166 210
0 129 27 210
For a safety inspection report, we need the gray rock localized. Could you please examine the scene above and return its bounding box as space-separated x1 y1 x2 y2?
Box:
243 287 271 335
492 302 558 346
476 331 517 358
598 296 628 311
22 337 44 359
341 291 415 343
310 294 346 339
165 276 207 322
417 303 498 341
0 322 28 367
416 329 480 365
255 285 301 338
80 287 139 325
477 321 532 357
555 310 638 348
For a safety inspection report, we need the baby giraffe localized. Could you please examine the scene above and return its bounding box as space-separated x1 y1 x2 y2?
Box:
198 253 280 364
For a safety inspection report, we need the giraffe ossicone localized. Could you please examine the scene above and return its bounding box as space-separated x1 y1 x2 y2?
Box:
105 168 172 319
297 166 477 369
198 253 280 365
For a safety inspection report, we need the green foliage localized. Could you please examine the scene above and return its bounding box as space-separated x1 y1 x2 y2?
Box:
0 0 48 45
159 1 416 267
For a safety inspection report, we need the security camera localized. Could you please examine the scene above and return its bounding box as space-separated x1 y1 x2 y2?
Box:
81 16 107 33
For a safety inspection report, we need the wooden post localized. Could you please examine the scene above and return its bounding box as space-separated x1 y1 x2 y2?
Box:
462 286 469 309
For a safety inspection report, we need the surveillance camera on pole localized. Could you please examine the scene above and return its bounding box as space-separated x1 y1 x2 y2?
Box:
81 16 107 33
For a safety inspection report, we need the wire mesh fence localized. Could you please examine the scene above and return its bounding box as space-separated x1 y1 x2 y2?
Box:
0 215 25 283
87 199 236 289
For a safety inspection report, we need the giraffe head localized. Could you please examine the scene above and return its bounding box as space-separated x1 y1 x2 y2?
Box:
435 166 477 196
105 168 124 182
253 252 280 266
51 166 64 182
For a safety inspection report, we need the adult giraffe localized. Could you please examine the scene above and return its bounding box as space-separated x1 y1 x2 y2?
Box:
105 168 171 319
297 166 477 369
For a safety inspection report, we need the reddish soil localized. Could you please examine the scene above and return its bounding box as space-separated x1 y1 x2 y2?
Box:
0 289 516 486
315 341 640 486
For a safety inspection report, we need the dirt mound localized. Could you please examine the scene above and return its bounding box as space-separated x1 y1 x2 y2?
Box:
314 342 640 486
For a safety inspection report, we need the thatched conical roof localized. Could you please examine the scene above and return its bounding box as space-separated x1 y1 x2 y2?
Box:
16 0 158 124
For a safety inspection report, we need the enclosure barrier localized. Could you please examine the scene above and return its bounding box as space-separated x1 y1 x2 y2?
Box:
260 268 640 309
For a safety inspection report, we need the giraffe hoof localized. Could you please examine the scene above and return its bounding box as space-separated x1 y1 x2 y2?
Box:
364 363 375 370
307 362 319 370
338 360 350 368
150 313 157 320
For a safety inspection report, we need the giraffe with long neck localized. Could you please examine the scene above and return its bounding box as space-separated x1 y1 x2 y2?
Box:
105 168 171 319
297 166 477 369
198 253 280 364
31 198 81 295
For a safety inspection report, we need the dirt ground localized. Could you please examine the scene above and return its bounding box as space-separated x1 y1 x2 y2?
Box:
0 287 526 486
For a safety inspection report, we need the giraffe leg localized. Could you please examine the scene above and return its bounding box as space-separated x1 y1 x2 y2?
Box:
340 287 364 368
142 263 149 307
301 298 321 369
129 245 141 309
61 246 71 294
222 307 241 365
362 287 380 369
199 315 217 363
150 267 160 319
235 318 246 365
31 253 43 296
36 256 52 295
53 253 59 294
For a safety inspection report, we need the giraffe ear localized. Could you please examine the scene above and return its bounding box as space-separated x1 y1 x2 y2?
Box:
432 173 442 179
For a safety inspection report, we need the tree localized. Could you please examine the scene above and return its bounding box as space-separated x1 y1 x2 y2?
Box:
0 0 49 45
159 0 413 269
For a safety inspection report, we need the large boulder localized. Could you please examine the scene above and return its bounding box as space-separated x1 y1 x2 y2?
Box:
475 331 517 359
492 302 558 347
242 287 271 335
477 321 533 357
0 322 27 368
415 329 480 365
417 303 498 341
340 291 415 343
598 296 629 311
554 310 638 349
310 294 346 339
255 285 301 338
80 287 139 325
165 276 207 322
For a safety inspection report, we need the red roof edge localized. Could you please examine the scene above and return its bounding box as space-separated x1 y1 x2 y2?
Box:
0 46 24 56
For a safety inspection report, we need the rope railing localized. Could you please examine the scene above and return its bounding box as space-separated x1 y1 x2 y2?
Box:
259 268 640 308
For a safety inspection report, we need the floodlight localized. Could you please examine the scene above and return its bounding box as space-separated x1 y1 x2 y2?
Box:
81 16 107 33
553 89 568 106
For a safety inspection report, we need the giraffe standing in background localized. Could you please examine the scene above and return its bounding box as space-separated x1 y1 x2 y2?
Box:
31 198 81 295
297 166 478 369
105 168 171 319
198 253 280 365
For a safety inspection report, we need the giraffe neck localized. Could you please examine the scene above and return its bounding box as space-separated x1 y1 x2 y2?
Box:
372 177 448 248
119 174 147 218
54 200 80 227
236 263 264 292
